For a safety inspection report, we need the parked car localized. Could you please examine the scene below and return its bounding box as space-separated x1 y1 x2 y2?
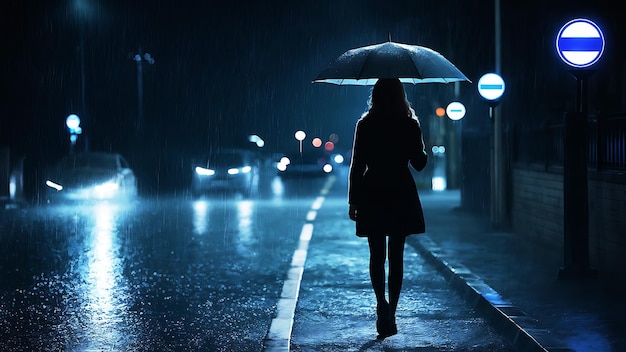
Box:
191 148 260 197
44 152 137 203
276 150 334 178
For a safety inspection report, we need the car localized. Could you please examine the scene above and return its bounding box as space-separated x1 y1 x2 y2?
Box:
191 148 260 197
276 150 334 178
44 152 137 203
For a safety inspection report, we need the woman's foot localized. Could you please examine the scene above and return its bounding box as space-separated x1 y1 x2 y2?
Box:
376 313 398 340
375 302 390 339
376 303 399 339
386 318 398 338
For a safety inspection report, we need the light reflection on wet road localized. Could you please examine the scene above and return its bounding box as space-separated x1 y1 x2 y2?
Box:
0 176 329 351
78 202 134 350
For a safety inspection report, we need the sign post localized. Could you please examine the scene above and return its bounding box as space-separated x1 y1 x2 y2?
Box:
477 73 505 117
555 18 604 279
478 73 506 227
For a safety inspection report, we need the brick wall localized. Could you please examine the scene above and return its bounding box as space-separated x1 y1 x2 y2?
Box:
511 165 626 280
511 167 564 251
588 172 626 278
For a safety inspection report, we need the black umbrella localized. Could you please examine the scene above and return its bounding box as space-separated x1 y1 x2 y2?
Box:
313 40 470 85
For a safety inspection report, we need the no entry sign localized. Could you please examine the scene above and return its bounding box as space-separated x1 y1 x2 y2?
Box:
477 73 505 102
556 18 604 68
446 102 466 121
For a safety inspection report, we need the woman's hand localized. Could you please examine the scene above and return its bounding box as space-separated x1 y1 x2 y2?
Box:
349 204 358 221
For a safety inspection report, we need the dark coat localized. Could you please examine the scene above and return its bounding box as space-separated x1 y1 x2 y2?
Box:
348 113 428 237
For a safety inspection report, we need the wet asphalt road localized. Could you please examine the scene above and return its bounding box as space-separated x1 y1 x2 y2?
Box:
1 168 514 351
0 173 322 351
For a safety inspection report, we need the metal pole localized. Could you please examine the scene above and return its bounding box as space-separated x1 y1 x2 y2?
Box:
133 50 154 137
79 29 88 152
491 0 506 227
495 0 501 72
137 54 143 133
80 32 86 124
559 73 595 278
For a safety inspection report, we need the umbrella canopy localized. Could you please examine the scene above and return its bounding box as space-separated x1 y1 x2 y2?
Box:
313 41 470 85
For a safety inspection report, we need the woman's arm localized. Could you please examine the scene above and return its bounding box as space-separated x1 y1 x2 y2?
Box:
348 121 366 215
409 123 428 172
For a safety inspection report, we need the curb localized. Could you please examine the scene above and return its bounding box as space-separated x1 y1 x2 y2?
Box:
410 235 572 352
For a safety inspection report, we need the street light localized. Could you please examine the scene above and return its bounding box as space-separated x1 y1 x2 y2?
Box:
431 145 447 191
248 134 265 148
70 0 95 148
295 130 306 153
131 50 155 134
66 114 82 153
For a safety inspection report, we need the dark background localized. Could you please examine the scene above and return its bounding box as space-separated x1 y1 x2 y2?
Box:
1 0 623 197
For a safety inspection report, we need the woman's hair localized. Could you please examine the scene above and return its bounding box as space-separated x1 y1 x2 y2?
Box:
365 78 416 120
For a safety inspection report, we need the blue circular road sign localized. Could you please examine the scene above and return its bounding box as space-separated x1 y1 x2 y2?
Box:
446 102 466 121
477 73 505 102
556 18 605 68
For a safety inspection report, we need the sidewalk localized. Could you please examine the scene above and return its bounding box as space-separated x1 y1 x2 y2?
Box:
411 190 626 352
290 189 626 352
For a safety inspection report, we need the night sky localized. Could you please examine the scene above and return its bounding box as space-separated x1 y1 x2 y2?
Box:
1 0 622 193
2 1 491 156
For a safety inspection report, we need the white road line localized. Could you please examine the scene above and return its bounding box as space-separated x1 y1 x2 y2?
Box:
263 175 336 351
305 210 317 222
299 223 313 243
311 196 324 210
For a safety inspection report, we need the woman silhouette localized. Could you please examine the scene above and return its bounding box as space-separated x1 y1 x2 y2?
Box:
348 78 428 339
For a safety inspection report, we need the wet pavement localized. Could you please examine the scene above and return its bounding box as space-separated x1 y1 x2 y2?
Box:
411 191 626 352
0 191 313 352
3 177 625 351
283 189 513 352
280 188 626 352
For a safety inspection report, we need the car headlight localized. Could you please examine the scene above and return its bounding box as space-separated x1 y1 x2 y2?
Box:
94 180 120 198
228 166 251 175
46 180 63 191
195 166 215 176
332 154 344 164
94 181 120 193
277 157 290 171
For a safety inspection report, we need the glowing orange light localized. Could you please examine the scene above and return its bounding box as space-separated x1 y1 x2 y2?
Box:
312 137 322 147
435 107 445 117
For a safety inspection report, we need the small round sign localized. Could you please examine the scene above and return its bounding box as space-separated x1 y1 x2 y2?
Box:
477 73 505 102
556 18 604 68
446 102 466 121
